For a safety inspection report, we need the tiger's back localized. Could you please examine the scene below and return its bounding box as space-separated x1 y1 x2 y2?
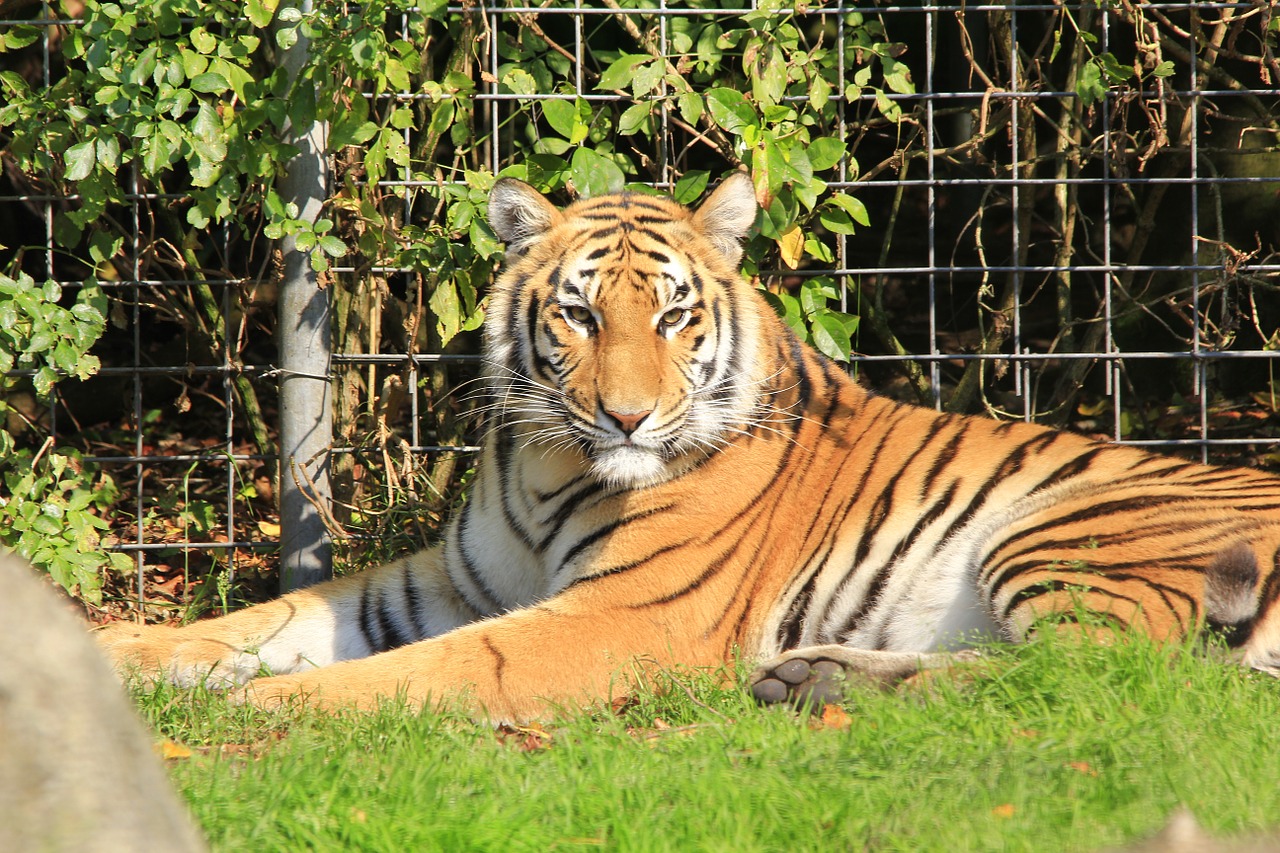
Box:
97 174 1280 719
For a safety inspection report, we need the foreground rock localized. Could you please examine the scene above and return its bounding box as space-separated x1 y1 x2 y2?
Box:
0 552 205 852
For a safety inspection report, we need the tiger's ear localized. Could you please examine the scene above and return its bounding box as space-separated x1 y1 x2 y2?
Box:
691 171 758 264
488 179 562 256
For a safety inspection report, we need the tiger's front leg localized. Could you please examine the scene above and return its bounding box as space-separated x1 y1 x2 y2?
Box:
236 600 709 722
97 546 477 688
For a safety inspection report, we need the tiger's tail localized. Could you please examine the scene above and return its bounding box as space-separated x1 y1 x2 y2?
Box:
1203 540 1280 675
1203 541 1259 632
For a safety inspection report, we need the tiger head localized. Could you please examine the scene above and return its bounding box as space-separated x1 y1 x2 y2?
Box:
485 174 768 489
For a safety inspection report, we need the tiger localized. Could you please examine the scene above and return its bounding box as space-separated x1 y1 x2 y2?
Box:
98 172 1280 720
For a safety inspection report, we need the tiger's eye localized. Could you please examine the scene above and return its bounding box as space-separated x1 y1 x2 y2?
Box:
564 305 593 325
661 308 688 327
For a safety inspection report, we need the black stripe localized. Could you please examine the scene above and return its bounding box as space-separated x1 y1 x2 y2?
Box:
566 539 694 587
689 269 706 295
504 275 528 346
708 437 817 638
985 494 1200 568
777 579 815 650
536 479 606 550
494 432 539 552
526 296 556 383
1253 548 1280 619
990 557 1203 609
454 506 506 612
557 503 677 569
483 636 507 690
358 583 380 651
402 566 429 637
923 421 970 486
377 596 414 652
786 331 813 409
630 456 796 612
1002 579 1141 625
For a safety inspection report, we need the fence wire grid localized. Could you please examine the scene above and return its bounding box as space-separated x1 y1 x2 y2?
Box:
2 1 1280 618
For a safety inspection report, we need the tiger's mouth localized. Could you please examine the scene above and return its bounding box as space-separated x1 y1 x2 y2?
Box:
590 443 670 489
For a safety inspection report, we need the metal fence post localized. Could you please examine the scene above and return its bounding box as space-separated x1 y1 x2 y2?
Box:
275 0 332 591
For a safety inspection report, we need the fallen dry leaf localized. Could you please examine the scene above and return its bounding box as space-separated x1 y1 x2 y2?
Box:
496 723 551 752
1066 761 1098 777
156 740 193 760
820 703 851 730
992 804 1015 819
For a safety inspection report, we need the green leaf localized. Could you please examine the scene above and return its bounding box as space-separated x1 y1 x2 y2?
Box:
246 0 280 28
318 235 346 257
804 236 834 264
501 68 536 96
808 73 832 111
874 89 902 122
190 72 230 94
677 90 703 125
882 56 915 95
2 24 40 51
830 194 871 227
705 88 758 135
384 58 411 92
1076 60 1106 107
94 136 121 174
543 98 577 140
427 99 455 140
618 102 653 137
763 290 807 339
597 54 651 91
190 28 217 55
799 279 837 315
1098 52 1134 83
429 279 463 346
807 137 846 172
1151 60 1176 79
673 171 710 205
64 140 96 181
818 208 855 235
811 312 852 361
570 148 624 198
129 45 160 87
631 60 664 98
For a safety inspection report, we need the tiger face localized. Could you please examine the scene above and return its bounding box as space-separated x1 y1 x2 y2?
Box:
485 174 763 488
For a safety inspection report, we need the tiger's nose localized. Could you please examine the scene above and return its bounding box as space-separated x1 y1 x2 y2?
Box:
604 408 653 436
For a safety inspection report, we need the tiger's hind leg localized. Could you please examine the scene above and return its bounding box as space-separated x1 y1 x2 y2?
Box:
748 646 982 709
984 530 1280 674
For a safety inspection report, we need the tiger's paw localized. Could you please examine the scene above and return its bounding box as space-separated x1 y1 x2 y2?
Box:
233 675 316 710
749 654 849 708
749 645 982 709
234 670 404 713
94 621 260 689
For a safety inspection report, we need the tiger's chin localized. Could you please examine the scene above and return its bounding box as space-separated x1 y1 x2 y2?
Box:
591 445 672 490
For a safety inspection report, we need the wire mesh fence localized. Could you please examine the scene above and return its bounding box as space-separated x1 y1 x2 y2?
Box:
1 1 1278 620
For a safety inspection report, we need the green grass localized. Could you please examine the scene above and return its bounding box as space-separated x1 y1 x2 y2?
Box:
136 633 1280 852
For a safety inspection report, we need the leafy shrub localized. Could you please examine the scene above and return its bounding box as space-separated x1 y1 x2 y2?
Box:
0 270 130 602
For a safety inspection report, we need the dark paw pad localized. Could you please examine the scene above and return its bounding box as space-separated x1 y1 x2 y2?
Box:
751 658 848 710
